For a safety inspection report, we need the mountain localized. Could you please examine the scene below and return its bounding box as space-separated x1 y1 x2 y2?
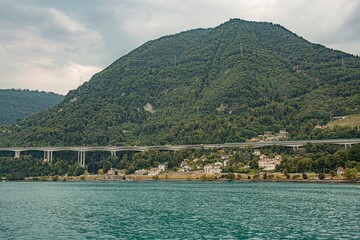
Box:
1 19 360 147
0 89 63 125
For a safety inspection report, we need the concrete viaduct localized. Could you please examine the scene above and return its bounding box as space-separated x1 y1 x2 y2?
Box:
0 139 359 168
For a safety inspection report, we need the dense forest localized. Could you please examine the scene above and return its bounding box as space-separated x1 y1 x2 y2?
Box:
0 19 360 147
0 89 63 125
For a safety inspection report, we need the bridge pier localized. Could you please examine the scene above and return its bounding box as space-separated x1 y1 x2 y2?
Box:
43 150 53 163
78 151 86 168
110 150 117 157
345 144 352 149
14 150 21 158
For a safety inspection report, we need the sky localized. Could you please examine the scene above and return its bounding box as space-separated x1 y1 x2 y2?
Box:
0 0 359 95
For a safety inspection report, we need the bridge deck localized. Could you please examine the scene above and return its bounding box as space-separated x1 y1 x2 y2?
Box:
0 139 359 152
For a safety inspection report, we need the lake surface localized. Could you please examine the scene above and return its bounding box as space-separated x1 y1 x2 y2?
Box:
0 181 359 239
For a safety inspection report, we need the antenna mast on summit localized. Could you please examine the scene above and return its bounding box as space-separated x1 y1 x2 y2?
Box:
79 76 83 86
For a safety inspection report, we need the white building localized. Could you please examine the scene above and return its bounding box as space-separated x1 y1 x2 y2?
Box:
148 168 161 176
158 163 168 172
258 155 282 171
135 169 148 175
204 164 214 174
204 162 223 174
253 149 261 156
179 161 192 172
337 166 344 175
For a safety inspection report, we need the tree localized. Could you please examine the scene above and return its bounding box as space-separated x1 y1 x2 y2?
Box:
283 170 290 179
125 164 136 175
249 159 259 169
343 168 357 180
225 172 235 180
6 172 25 181
318 172 325 180
330 171 336 179
74 166 85 176
348 145 360 162
87 162 99 174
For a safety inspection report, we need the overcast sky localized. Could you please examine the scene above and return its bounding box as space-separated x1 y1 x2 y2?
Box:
0 0 359 95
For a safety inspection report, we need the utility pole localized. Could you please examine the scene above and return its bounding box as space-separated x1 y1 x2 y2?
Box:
240 43 244 58
329 111 333 122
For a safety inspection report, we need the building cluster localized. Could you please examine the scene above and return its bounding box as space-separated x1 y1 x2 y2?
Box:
134 163 168 176
118 147 285 177
203 162 223 175
103 149 352 178
252 149 282 171
250 130 288 142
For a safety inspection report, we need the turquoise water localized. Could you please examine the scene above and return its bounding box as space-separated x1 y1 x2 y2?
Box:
0 182 359 239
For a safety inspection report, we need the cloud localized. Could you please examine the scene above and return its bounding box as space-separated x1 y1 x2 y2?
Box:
0 0 359 94
0 57 101 94
0 2 104 94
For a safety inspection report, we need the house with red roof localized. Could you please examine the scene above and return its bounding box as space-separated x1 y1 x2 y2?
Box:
337 166 344 175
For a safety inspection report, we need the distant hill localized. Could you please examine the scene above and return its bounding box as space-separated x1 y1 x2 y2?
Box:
0 89 63 125
0 19 359 146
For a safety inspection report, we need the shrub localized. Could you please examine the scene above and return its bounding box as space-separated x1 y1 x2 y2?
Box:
253 174 260 180
200 174 216 181
318 173 325 180
267 174 274 180
226 172 235 180
52 176 58 181
262 173 268 180
74 166 85 176
302 173 308 180
292 175 300 180
5 172 25 181
275 174 282 180
343 168 357 180
152 175 159 180
79 176 85 181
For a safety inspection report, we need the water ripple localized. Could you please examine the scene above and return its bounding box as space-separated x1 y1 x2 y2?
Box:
0 182 359 239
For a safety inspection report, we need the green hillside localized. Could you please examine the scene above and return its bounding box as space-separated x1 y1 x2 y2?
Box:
324 114 360 128
1 19 360 146
0 89 63 125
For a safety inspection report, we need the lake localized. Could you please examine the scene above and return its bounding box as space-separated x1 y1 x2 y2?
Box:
0 181 359 239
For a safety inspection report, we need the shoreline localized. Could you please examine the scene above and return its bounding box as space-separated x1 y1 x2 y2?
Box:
3 176 360 184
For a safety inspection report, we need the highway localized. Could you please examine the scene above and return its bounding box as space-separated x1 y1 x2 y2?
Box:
1 138 359 152
1 138 359 167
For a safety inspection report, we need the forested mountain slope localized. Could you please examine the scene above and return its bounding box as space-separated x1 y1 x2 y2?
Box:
0 89 63 125
1 19 359 146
